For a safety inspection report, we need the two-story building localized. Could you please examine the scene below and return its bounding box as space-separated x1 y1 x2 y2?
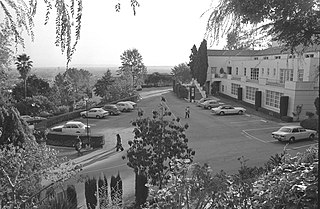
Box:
206 45 319 120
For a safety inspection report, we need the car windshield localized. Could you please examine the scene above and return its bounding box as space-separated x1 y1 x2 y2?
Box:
279 127 291 133
78 123 85 128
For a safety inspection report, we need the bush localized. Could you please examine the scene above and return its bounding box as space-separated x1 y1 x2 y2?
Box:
300 118 318 131
46 133 105 148
306 111 315 118
280 116 293 122
55 105 69 115
85 177 97 209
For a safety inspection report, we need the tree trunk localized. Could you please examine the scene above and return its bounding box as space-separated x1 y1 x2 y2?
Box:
24 79 27 99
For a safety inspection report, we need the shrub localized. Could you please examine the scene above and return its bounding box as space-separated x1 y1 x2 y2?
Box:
85 177 97 209
300 118 318 131
55 105 69 115
280 116 293 122
306 111 315 118
135 173 148 207
46 133 105 148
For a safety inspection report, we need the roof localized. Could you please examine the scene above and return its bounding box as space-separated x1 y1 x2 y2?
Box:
208 45 320 57
66 121 84 124
280 125 303 129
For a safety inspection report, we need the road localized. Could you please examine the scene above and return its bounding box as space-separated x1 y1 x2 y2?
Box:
61 87 317 207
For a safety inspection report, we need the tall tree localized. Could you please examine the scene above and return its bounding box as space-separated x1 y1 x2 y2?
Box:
197 39 208 86
188 44 198 79
93 70 115 100
205 0 320 51
15 54 33 99
118 48 147 87
126 103 195 190
0 0 140 66
171 63 192 84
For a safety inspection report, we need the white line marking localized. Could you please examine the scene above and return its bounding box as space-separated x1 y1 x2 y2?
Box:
230 120 268 124
243 126 280 132
242 130 268 143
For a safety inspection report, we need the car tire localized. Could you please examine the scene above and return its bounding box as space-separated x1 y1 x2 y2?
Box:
289 137 295 143
96 115 101 119
81 115 86 118
219 111 225 116
76 131 80 134
309 134 315 140
238 110 243 115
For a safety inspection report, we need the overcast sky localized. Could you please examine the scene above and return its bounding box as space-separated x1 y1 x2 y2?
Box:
21 0 225 68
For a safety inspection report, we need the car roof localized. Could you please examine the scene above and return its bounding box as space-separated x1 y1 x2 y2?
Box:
66 121 83 125
280 125 303 129
90 108 103 110
104 104 117 107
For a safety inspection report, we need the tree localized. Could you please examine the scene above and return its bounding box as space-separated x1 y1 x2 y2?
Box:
15 54 33 99
145 72 161 86
14 96 57 116
0 106 80 208
118 48 147 87
12 74 51 102
126 102 195 190
93 70 115 100
205 0 320 51
197 39 208 86
0 24 13 75
188 44 198 79
171 63 192 84
0 0 140 66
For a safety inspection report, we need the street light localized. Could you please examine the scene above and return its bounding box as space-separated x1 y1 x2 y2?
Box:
83 97 90 148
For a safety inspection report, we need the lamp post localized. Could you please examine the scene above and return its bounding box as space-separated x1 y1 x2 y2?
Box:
84 97 90 148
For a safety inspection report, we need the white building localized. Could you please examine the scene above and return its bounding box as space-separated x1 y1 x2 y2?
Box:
206 45 320 120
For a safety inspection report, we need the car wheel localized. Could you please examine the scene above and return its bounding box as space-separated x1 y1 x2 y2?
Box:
123 108 127 112
309 134 315 140
81 114 86 118
238 110 243 115
96 115 101 119
289 137 295 143
76 131 80 133
219 111 225 116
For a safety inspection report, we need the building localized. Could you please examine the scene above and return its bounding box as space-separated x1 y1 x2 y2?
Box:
206 45 320 120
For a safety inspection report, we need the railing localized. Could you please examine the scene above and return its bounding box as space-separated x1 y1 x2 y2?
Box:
266 78 285 87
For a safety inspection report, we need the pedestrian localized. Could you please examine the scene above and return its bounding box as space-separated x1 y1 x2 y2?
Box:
116 134 124 151
75 136 83 156
185 106 190 118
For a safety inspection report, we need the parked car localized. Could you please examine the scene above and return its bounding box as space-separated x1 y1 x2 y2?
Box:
272 125 317 142
116 102 134 112
51 121 90 134
80 108 109 119
123 101 137 108
196 97 221 107
211 105 246 115
103 104 121 115
200 100 224 109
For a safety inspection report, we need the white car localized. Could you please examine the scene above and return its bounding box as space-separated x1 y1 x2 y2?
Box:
196 97 221 107
116 102 134 112
272 125 317 142
80 108 109 119
123 101 137 108
211 105 246 115
51 121 90 134
200 100 224 109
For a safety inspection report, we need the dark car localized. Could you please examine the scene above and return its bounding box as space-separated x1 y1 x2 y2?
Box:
103 104 121 115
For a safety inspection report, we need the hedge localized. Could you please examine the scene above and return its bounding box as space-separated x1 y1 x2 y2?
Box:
46 132 105 148
300 118 318 131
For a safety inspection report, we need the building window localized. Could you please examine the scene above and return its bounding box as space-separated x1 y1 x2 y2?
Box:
266 90 284 108
262 68 264 75
280 69 293 83
250 68 259 80
263 56 269 60
273 68 276 76
231 83 240 95
244 68 247 76
254 57 258 60
211 67 217 74
246 86 258 101
221 85 224 92
298 69 304 81
275 56 281 59
236 67 238 75
305 54 314 58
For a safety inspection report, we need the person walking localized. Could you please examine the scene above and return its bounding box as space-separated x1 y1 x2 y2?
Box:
75 136 83 156
185 106 190 118
116 134 124 151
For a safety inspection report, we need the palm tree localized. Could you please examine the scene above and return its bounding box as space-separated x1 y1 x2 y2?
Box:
15 54 33 99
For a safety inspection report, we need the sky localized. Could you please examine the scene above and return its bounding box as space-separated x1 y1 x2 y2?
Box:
20 0 225 68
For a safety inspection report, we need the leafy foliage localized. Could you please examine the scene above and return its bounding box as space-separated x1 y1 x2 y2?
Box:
205 0 320 51
100 78 135 103
12 74 51 102
93 70 115 100
171 63 192 84
126 102 195 189
144 72 172 87
85 177 97 209
118 48 147 87
196 39 208 86
15 54 33 99
188 44 198 79
14 96 57 116
146 147 318 208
